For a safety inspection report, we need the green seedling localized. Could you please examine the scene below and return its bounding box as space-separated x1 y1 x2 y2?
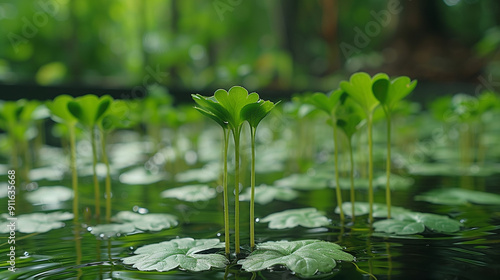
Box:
68 94 112 222
192 93 231 255
306 90 345 220
372 75 417 218
241 98 279 249
336 96 364 221
340 72 385 223
46 95 80 223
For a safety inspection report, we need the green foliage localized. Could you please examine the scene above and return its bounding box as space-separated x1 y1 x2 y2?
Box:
213 86 260 130
0 99 40 141
67 94 113 128
260 208 330 229
192 94 230 128
340 72 385 114
25 186 73 205
241 99 280 129
415 188 500 205
238 240 354 276
240 185 298 205
372 76 417 112
306 89 343 115
0 212 73 233
122 238 227 272
46 95 78 125
373 212 462 235
90 211 178 237
161 184 217 202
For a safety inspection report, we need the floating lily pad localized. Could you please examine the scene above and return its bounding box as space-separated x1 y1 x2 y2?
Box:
175 163 220 183
90 211 178 237
122 238 227 272
29 167 65 181
274 173 329 190
0 212 73 233
415 188 500 205
408 162 499 177
119 167 166 185
161 185 217 202
0 183 8 198
373 212 462 235
260 208 330 229
335 202 410 218
238 240 354 276
240 185 298 205
25 186 73 205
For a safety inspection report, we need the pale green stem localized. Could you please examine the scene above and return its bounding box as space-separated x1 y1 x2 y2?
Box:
233 128 241 254
69 124 79 224
223 128 230 255
367 113 374 223
347 139 355 222
385 115 392 219
100 128 112 223
250 127 256 250
333 115 344 221
91 126 101 222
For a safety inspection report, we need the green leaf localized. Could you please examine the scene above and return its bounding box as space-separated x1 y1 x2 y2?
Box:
372 76 417 111
373 212 462 235
240 184 298 205
339 72 384 114
372 219 425 235
25 186 73 205
67 95 113 128
415 188 500 205
274 173 329 190
122 238 228 272
306 89 343 115
335 202 411 218
0 212 73 233
192 94 229 128
260 208 330 229
241 99 279 129
90 211 178 237
214 86 260 130
174 163 220 183
161 184 217 202
238 240 354 276
119 167 166 185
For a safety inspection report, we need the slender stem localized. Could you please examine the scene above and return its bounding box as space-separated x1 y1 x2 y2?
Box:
250 127 256 250
222 128 230 255
233 128 241 255
333 117 344 221
386 115 392 219
367 113 374 223
100 128 112 223
69 124 79 224
91 126 101 222
348 139 355 222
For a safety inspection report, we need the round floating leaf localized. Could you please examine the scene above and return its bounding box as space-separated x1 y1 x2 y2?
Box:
122 238 228 272
260 208 330 229
335 202 411 218
238 240 354 276
174 163 220 183
372 219 425 235
119 167 166 185
374 212 462 235
274 173 329 190
25 186 73 205
90 211 178 237
415 188 500 205
0 212 73 233
240 184 298 205
161 184 217 202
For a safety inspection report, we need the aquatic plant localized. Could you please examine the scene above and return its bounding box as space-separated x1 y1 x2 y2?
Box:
372 75 417 218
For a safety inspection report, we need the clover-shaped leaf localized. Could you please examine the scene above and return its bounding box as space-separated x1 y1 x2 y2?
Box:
46 95 78 125
372 76 417 112
241 99 279 129
240 184 298 205
340 72 386 114
192 94 230 128
0 212 73 233
415 188 500 205
373 212 462 235
260 208 330 229
90 211 178 237
214 86 259 130
67 94 112 128
306 89 343 115
238 240 354 276
122 238 227 272
161 184 217 202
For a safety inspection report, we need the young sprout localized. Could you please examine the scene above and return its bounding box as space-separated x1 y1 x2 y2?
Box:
241 98 279 249
46 95 80 223
68 95 112 222
307 90 345 221
192 93 231 256
340 72 385 223
336 96 364 221
372 76 417 218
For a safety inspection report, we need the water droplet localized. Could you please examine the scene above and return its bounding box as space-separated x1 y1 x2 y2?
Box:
24 251 29 257
99 234 105 238
87 226 93 232
138 207 149 214
255 218 260 223
129 246 134 251
216 232 222 237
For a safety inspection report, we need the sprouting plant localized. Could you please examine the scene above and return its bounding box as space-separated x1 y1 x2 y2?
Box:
46 95 80 223
98 100 130 222
336 96 364 221
340 72 385 223
306 90 345 220
372 75 417 218
68 94 112 222
241 98 279 249
0 100 40 183
192 93 231 255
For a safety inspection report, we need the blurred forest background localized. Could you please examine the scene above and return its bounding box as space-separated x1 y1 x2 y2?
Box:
1 0 499 101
